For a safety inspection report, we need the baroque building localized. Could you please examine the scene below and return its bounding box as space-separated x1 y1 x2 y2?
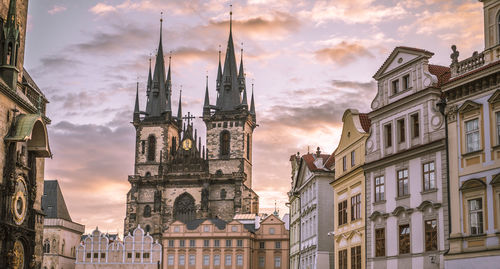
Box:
0 0 52 268
124 12 258 240
288 149 335 269
41 180 85 269
365 47 450 269
442 0 500 267
331 109 370 269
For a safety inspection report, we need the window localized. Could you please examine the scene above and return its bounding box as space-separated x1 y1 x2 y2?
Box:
127 252 132 259
351 194 361 221
214 240 220 247
425 219 438 251
178 254 185 265
204 225 210 232
87 253 91 259
397 169 409 196
274 256 281 267
168 254 174 265
465 119 480 152
203 255 210 266
204 239 209 247
399 224 410 254
179 240 185 247
189 254 196 265
351 150 355 167
403 74 410 90
410 113 419 138
171 137 176 155
226 239 232 247
259 242 265 249
496 112 500 145
220 131 230 157
101 253 105 258
145 225 150 233
237 254 243 266
469 198 483 235
220 189 227 199
141 141 145 154
374 176 385 202
232 225 238 232
237 239 243 247
136 253 140 258
143 205 151 217
275 241 281 249
375 228 385 257
259 256 265 267
397 118 405 143
338 249 347 269
225 254 232 265
392 79 399 95
168 240 174 247
351 245 361 269
147 135 156 161
214 254 220 266
384 124 392 147
338 200 348 225
190 239 196 247
43 240 50 253
174 226 180 232
423 162 435 191
143 252 150 259
343 156 347 171
269 228 275 234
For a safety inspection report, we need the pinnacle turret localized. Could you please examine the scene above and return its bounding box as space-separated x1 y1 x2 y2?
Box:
177 90 182 128
133 82 140 123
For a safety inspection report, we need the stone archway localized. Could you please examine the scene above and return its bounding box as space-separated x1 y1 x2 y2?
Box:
173 193 196 223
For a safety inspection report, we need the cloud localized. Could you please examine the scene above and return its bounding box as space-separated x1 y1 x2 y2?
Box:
89 3 117 15
314 41 374 65
302 0 407 25
48 5 67 15
89 0 208 16
331 79 375 91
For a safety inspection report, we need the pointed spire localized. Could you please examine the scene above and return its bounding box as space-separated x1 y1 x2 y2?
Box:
148 14 168 117
241 87 248 108
134 82 140 117
250 83 255 115
165 52 172 113
177 89 183 127
238 47 245 79
204 75 210 108
216 45 222 91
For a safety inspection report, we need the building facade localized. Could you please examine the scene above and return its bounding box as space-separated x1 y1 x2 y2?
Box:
0 0 52 268
331 109 370 269
124 12 258 240
162 214 289 269
443 0 500 267
365 47 449 269
288 150 335 269
75 226 162 269
41 180 85 269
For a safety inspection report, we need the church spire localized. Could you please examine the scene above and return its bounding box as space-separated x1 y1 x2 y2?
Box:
204 75 210 108
217 5 241 111
250 83 256 119
165 52 172 113
177 89 182 128
133 82 140 123
147 14 168 118
145 56 152 115
216 46 222 91
238 47 246 99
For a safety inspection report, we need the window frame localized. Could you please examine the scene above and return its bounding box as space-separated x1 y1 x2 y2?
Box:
338 249 347 269
374 176 385 202
338 200 348 226
465 118 480 153
468 198 484 235
399 224 410 254
375 228 385 257
410 113 419 138
423 161 436 191
351 245 361 269
350 150 355 167
147 135 156 161
403 74 410 91
220 130 231 157
397 169 409 197
343 156 347 171
350 194 361 221
384 123 392 148
397 118 406 143
424 219 438 251
391 79 400 95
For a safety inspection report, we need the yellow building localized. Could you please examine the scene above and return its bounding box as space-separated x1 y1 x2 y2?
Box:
442 0 500 267
331 109 370 269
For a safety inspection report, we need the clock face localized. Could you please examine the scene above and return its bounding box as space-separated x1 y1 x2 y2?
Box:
12 176 27 226
182 139 193 150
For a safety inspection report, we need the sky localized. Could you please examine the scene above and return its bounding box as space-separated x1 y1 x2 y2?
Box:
24 0 485 235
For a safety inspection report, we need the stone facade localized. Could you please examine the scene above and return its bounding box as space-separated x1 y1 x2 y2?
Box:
365 47 449 269
124 14 259 242
0 0 52 268
443 1 500 267
288 150 335 269
75 226 162 269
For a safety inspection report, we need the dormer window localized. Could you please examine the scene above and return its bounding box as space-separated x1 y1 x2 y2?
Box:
403 74 410 90
392 79 399 95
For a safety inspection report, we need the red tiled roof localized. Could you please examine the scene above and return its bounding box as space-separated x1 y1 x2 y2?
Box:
359 113 371 133
324 152 335 169
302 153 332 172
444 60 500 86
428 64 451 87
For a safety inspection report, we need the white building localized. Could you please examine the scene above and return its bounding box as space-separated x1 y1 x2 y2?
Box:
289 149 335 269
365 46 450 269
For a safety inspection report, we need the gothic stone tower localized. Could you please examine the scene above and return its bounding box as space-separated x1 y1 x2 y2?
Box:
124 15 259 240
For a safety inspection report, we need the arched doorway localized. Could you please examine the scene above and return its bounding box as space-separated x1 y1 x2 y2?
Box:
173 193 196 223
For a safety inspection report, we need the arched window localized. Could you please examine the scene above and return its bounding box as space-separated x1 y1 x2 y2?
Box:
246 133 250 160
174 193 196 223
43 240 50 253
6 42 12 65
147 135 156 161
145 172 151 177
52 239 57 254
220 189 227 200
220 131 230 157
172 137 177 155
145 225 151 233
61 240 65 255
144 205 151 217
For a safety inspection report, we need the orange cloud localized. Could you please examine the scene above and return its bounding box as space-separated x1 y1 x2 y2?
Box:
314 41 374 65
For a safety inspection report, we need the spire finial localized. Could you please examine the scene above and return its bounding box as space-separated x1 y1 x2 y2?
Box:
229 4 233 32
160 12 163 36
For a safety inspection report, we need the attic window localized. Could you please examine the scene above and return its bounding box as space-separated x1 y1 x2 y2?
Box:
403 75 410 90
392 79 399 95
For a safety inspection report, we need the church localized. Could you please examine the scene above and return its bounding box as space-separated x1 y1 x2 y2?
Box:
124 12 259 240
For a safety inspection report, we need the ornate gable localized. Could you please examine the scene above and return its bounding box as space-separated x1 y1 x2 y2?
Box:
373 46 434 80
488 89 500 104
458 100 482 114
